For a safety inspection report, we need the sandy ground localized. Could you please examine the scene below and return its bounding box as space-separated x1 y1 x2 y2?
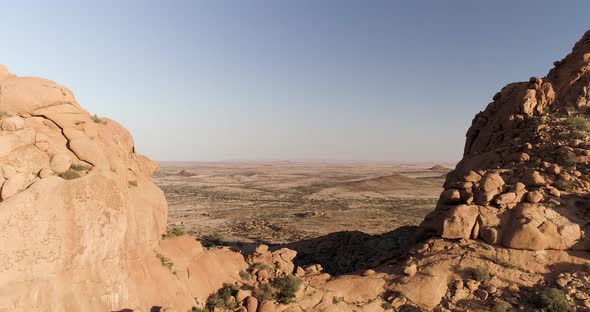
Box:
153 161 453 245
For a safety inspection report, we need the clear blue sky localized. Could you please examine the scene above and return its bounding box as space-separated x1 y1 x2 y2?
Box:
1 1 589 162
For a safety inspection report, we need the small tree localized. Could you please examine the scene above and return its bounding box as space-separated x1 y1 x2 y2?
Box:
531 288 574 312
271 275 302 304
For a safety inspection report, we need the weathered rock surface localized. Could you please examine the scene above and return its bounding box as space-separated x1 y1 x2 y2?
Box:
0 66 245 312
420 30 590 252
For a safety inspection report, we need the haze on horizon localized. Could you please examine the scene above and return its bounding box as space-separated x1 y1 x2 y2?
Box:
2 1 590 162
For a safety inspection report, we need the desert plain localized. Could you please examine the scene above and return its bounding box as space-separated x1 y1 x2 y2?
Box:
155 161 452 246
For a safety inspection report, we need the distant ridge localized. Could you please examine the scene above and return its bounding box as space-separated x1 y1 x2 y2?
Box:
428 164 450 170
176 169 196 177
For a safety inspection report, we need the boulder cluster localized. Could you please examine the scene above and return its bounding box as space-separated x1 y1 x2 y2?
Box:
420 30 590 252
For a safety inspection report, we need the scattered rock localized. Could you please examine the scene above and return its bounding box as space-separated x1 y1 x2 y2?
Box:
480 173 505 192
522 169 545 187
526 190 543 203
463 171 482 182
362 269 376 276
474 289 488 300
245 296 258 312
255 244 269 254
50 153 72 174
404 263 417 276
440 189 461 204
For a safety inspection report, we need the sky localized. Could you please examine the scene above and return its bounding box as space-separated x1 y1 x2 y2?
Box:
1 1 590 162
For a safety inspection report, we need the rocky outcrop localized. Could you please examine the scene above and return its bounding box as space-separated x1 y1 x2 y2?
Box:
420 30 590 252
0 66 245 311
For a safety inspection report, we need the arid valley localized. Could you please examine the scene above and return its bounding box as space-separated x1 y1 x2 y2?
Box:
156 162 452 245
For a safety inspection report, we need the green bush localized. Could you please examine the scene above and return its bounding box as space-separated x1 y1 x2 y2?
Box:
560 154 578 170
162 226 185 239
523 115 543 128
155 252 174 272
531 287 573 312
59 170 81 180
272 275 302 304
128 180 138 187
493 300 512 312
239 270 251 281
252 262 272 271
570 130 586 140
254 283 274 301
554 180 576 192
563 116 590 131
472 265 491 282
205 285 239 311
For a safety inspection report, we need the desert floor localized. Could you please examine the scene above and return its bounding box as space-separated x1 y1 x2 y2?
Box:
154 161 452 247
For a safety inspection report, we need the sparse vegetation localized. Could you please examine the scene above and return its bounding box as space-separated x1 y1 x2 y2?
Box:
70 163 91 172
155 252 174 272
332 296 344 304
162 226 185 239
199 233 227 249
570 130 586 140
271 275 302 304
205 284 239 311
493 299 512 312
531 287 573 312
488 254 516 269
554 180 576 192
128 180 138 187
382 301 393 310
380 290 405 310
393 291 405 300
239 270 251 281
472 265 491 282
523 115 543 128
0 112 10 119
563 116 590 131
59 170 81 180
91 114 107 125
252 262 272 271
189 298 206 312
254 283 274 301
560 154 578 171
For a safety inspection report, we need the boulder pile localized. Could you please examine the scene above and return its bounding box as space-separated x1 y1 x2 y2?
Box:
420 30 590 252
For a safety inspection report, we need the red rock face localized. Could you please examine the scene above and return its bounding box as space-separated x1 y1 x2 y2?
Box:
420 30 590 251
0 67 247 311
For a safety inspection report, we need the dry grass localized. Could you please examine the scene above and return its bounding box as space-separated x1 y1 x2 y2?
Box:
91 114 107 125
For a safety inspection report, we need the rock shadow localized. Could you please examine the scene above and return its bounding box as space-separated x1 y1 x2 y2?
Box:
275 226 417 276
